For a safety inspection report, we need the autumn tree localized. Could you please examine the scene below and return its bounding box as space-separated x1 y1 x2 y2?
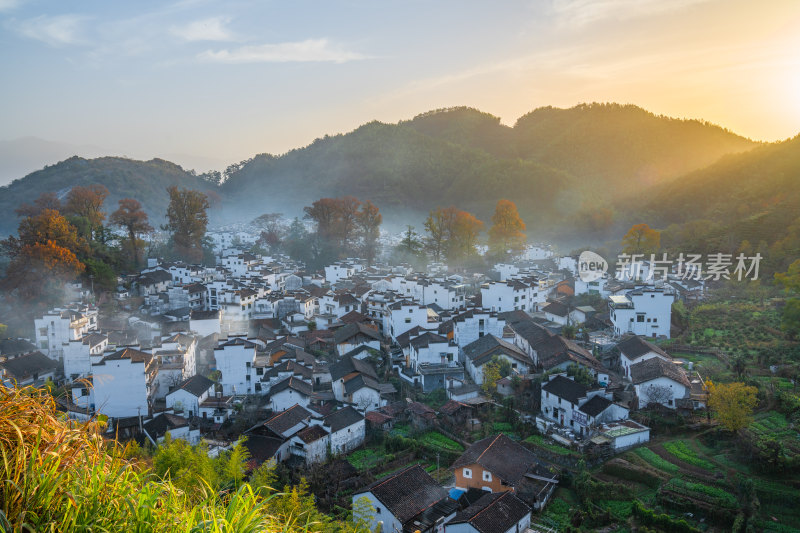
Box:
164 187 209 263
110 198 153 268
63 184 109 241
424 206 484 263
488 199 526 259
621 223 661 255
356 200 382 266
706 380 758 432
481 355 512 395
15 192 62 218
252 213 286 252
0 209 86 303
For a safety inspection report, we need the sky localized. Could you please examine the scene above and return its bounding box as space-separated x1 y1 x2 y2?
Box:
1 0 800 175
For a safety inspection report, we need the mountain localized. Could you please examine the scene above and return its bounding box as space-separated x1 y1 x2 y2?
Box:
220 119 574 230
633 133 800 269
0 103 767 240
0 156 217 235
0 137 110 187
512 103 756 191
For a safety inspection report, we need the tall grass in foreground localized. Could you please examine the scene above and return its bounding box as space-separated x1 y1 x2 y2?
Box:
0 386 363 532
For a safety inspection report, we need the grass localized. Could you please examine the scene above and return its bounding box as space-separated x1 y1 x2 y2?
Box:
597 500 633 521
347 448 386 470
631 447 679 474
418 432 464 452
662 478 738 509
524 434 575 456
663 440 715 470
0 386 370 532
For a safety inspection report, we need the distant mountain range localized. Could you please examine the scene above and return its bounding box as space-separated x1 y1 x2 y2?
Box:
2 103 794 251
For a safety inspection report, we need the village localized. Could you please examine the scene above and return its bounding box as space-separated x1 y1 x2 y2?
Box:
0 227 715 533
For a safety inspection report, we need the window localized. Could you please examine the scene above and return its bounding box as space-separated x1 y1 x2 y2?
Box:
482 471 492 482
637 315 645 323
376 507 381 515
463 468 472 479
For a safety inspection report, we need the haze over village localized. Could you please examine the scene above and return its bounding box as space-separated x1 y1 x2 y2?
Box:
1 1 800 533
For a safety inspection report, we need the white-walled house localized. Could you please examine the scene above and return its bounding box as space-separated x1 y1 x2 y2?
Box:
609 287 675 339
62 333 107 379
165 374 215 417
462 335 531 385
540 375 628 437
34 307 97 358
387 301 429 341
214 336 258 396
617 335 672 380
190 310 222 337
322 406 365 455
269 376 313 411
0 351 57 388
352 465 457 533
480 279 537 313
446 492 531 533
630 357 691 409
91 348 156 418
452 309 506 351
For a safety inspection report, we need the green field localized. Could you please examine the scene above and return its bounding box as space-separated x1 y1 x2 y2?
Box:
592 436 800 532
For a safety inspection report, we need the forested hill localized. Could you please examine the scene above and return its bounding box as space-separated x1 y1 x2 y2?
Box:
511 103 756 190
219 120 574 229
0 103 761 236
0 156 218 235
632 133 800 272
221 103 756 225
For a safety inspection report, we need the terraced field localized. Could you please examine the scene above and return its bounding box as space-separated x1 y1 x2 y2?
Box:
592 435 800 532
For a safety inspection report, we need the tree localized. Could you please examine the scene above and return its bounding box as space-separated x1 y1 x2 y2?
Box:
356 200 382 266
424 207 454 262
63 184 109 241
164 187 209 263
1 209 87 303
566 364 594 387
488 199 526 259
621 223 661 255
15 192 62 218
110 198 153 268
398 225 423 256
424 206 484 263
642 384 673 407
706 381 758 432
481 355 512 395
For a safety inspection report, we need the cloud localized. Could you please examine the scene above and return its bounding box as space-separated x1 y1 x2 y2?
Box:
12 14 88 46
550 0 710 28
198 38 366 64
0 0 23 12
170 16 235 42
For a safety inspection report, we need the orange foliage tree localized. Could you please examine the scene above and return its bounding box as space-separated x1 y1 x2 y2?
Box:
488 199 526 259
622 223 661 255
1 209 86 303
424 206 484 263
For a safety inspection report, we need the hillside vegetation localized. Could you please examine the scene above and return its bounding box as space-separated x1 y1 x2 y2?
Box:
0 103 775 241
0 157 217 235
0 386 369 532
